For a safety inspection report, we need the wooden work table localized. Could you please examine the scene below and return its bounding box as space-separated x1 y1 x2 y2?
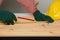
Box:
0 13 60 37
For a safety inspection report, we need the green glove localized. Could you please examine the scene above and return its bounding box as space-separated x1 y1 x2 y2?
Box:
0 10 17 25
33 10 54 23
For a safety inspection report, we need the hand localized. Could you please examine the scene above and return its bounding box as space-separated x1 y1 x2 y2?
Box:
0 0 3 5
0 10 17 25
17 0 39 13
33 10 54 23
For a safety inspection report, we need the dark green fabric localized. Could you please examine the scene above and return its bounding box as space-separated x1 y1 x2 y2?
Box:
0 10 17 25
33 10 54 23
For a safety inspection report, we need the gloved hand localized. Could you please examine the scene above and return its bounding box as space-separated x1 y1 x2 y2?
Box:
17 0 54 23
33 10 54 23
0 10 17 25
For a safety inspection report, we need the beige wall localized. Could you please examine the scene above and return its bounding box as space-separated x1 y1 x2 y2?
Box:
0 0 54 13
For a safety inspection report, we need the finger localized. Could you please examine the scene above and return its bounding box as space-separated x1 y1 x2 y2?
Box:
7 16 14 25
9 15 14 25
13 16 17 22
11 19 14 25
31 0 35 4
6 22 10 25
34 2 39 7
12 13 17 21
5 19 10 25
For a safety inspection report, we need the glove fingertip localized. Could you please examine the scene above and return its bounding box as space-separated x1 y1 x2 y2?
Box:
46 16 54 23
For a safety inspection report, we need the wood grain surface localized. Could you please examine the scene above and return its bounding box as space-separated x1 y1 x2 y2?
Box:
0 14 60 37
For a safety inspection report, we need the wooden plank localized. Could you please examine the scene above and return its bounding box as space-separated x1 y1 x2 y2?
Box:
0 21 60 36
